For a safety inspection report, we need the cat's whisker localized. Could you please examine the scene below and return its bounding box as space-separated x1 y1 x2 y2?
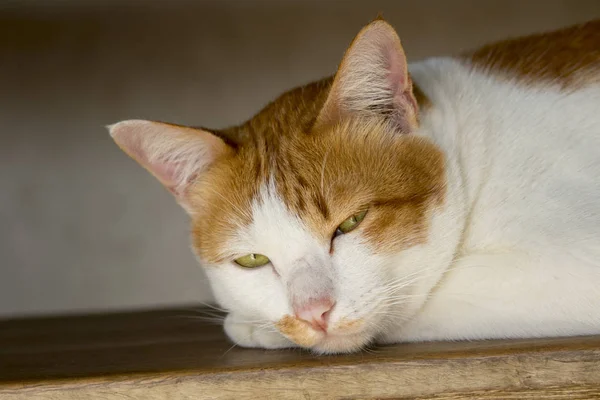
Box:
375 300 427 310
174 315 226 325
171 308 227 322
375 295 431 306
370 305 416 315
232 318 274 326
252 321 278 332
175 308 224 317
379 265 447 289
194 302 229 313
379 276 430 293
370 310 413 319
366 292 435 317
182 304 229 314
379 262 498 297
361 346 381 355
219 343 239 359
378 294 434 306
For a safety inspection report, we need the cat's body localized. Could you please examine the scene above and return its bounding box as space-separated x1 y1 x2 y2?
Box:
109 19 600 353
393 55 600 343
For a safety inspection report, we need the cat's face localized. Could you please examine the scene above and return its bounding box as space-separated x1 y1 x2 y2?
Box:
109 20 447 353
191 118 444 353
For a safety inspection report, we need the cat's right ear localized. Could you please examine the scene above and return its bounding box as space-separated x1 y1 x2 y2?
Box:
315 19 419 133
108 120 233 213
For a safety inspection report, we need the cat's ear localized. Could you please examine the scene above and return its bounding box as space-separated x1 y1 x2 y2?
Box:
315 19 418 132
108 120 232 212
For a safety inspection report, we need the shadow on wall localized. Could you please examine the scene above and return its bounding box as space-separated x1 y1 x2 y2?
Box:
1 0 598 317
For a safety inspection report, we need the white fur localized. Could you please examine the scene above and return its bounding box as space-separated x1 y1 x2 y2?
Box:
389 58 600 342
209 58 600 353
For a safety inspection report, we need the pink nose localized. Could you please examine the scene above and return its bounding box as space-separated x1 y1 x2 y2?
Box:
294 298 335 332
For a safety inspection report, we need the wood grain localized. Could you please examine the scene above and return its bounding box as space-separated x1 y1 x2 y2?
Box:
1 307 599 399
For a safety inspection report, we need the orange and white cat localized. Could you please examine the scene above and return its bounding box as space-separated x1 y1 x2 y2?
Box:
109 19 600 353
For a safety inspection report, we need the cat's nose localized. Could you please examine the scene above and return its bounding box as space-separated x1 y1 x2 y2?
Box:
294 297 335 332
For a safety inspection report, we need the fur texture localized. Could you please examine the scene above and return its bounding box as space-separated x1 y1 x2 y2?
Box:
109 19 600 353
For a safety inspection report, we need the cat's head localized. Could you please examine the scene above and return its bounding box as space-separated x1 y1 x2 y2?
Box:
109 20 449 353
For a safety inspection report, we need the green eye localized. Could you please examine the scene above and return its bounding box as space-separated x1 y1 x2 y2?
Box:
234 253 270 268
335 210 368 236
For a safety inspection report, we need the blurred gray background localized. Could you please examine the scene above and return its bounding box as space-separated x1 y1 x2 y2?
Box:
1 0 599 317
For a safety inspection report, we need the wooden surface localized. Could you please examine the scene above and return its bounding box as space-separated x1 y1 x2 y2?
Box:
1 308 599 399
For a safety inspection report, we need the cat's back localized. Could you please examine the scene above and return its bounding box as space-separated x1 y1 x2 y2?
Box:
468 19 600 89
412 19 600 256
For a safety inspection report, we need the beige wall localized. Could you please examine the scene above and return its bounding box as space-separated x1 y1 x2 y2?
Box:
1 0 599 317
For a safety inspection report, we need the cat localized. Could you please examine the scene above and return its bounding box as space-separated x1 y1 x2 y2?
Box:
108 18 600 354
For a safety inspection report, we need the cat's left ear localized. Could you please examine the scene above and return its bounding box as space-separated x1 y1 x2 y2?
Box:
315 19 419 133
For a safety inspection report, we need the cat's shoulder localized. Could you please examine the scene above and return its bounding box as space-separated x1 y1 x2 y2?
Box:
465 19 600 89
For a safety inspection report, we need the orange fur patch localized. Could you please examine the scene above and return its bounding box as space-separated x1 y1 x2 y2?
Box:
275 315 321 347
468 19 600 89
280 117 445 254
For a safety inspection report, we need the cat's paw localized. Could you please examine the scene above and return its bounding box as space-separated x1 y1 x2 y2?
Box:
224 314 296 349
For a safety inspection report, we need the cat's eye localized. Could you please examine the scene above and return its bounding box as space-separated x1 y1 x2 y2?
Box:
234 253 270 268
334 210 368 237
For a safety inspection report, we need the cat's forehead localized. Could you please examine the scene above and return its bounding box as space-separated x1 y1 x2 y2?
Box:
190 119 446 264
190 137 356 263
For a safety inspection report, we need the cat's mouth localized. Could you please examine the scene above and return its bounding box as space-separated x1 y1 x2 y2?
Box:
276 314 373 353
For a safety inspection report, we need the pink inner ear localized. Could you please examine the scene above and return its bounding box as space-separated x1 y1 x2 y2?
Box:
113 126 184 194
151 161 181 194
382 40 419 127
386 42 407 91
150 160 200 197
